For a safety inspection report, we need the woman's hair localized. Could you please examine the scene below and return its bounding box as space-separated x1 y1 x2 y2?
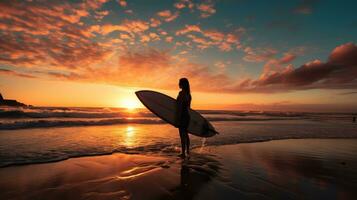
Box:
179 78 190 94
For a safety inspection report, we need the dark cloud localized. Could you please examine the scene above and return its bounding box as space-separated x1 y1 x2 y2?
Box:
232 43 357 93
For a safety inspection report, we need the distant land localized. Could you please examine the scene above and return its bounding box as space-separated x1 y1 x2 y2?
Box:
0 93 27 107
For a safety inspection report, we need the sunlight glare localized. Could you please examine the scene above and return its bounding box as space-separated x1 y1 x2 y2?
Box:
125 126 135 147
120 97 142 110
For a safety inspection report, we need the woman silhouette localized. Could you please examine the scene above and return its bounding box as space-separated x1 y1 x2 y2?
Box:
176 78 191 158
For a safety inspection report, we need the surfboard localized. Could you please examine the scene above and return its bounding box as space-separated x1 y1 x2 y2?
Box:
135 90 218 137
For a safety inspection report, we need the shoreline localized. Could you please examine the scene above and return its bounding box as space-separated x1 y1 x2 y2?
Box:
1 138 356 199
1 137 357 168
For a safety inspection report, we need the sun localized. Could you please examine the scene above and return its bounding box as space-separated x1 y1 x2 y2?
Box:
120 98 142 110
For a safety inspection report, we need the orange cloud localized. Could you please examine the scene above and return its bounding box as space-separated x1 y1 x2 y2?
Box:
263 53 298 75
156 10 179 22
197 2 216 18
165 36 174 43
95 20 150 35
150 18 161 27
243 47 278 62
24 48 232 93
2 43 356 95
0 1 111 69
174 2 186 9
176 25 202 35
94 10 109 20
174 0 194 10
176 25 241 52
0 69 36 79
118 0 127 7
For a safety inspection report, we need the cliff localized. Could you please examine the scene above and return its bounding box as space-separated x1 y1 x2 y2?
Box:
0 93 27 107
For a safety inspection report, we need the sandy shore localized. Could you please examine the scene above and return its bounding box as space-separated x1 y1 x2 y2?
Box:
1 139 357 200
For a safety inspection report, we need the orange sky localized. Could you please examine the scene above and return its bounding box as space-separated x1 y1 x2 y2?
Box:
1 74 356 112
1 0 357 112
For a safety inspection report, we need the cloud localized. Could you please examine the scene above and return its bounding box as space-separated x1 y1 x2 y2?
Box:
243 47 278 62
93 20 150 35
174 2 186 9
197 2 216 18
0 0 111 69
218 42 232 52
0 69 36 79
1 1 354 96
234 43 357 93
2 41 356 95
214 60 231 72
118 0 127 7
156 10 179 22
176 24 241 52
94 10 109 20
19 48 231 92
176 25 202 35
150 18 161 27
46 71 85 81
124 9 133 14
165 36 174 43
174 0 194 10
262 52 298 75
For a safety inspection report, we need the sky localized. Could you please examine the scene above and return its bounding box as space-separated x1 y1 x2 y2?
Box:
1 0 357 112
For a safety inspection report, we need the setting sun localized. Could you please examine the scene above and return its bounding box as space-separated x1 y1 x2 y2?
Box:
119 97 142 110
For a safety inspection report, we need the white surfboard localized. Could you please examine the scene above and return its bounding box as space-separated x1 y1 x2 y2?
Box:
135 90 218 137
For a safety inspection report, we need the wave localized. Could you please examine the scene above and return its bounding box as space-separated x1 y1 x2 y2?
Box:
0 107 310 119
0 107 354 130
0 116 306 130
0 108 155 119
0 118 164 130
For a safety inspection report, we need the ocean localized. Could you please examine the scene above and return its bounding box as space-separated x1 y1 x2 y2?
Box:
0 106 357 167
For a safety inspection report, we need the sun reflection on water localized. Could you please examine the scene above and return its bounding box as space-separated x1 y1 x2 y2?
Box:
124 126 135 147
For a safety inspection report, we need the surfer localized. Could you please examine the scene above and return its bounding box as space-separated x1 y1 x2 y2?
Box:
176 78 192 158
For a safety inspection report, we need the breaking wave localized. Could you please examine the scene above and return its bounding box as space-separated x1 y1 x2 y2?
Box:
0 106 354 130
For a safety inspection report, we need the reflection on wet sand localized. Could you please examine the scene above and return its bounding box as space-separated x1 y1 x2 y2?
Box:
0 139 356 200
0 150 223 200
208 139 357 199
161 153 222 200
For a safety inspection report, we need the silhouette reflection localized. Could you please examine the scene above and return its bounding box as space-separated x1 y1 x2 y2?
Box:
162 153 221 200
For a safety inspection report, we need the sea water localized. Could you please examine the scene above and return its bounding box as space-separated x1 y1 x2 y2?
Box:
0 107 357 167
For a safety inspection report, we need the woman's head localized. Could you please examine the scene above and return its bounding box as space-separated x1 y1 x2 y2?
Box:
179 78 190 93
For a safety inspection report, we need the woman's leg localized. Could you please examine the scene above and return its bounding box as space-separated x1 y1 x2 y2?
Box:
179 128 186 157
186 131 190 155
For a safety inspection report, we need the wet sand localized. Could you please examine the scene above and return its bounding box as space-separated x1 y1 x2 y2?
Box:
1 139 356 200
